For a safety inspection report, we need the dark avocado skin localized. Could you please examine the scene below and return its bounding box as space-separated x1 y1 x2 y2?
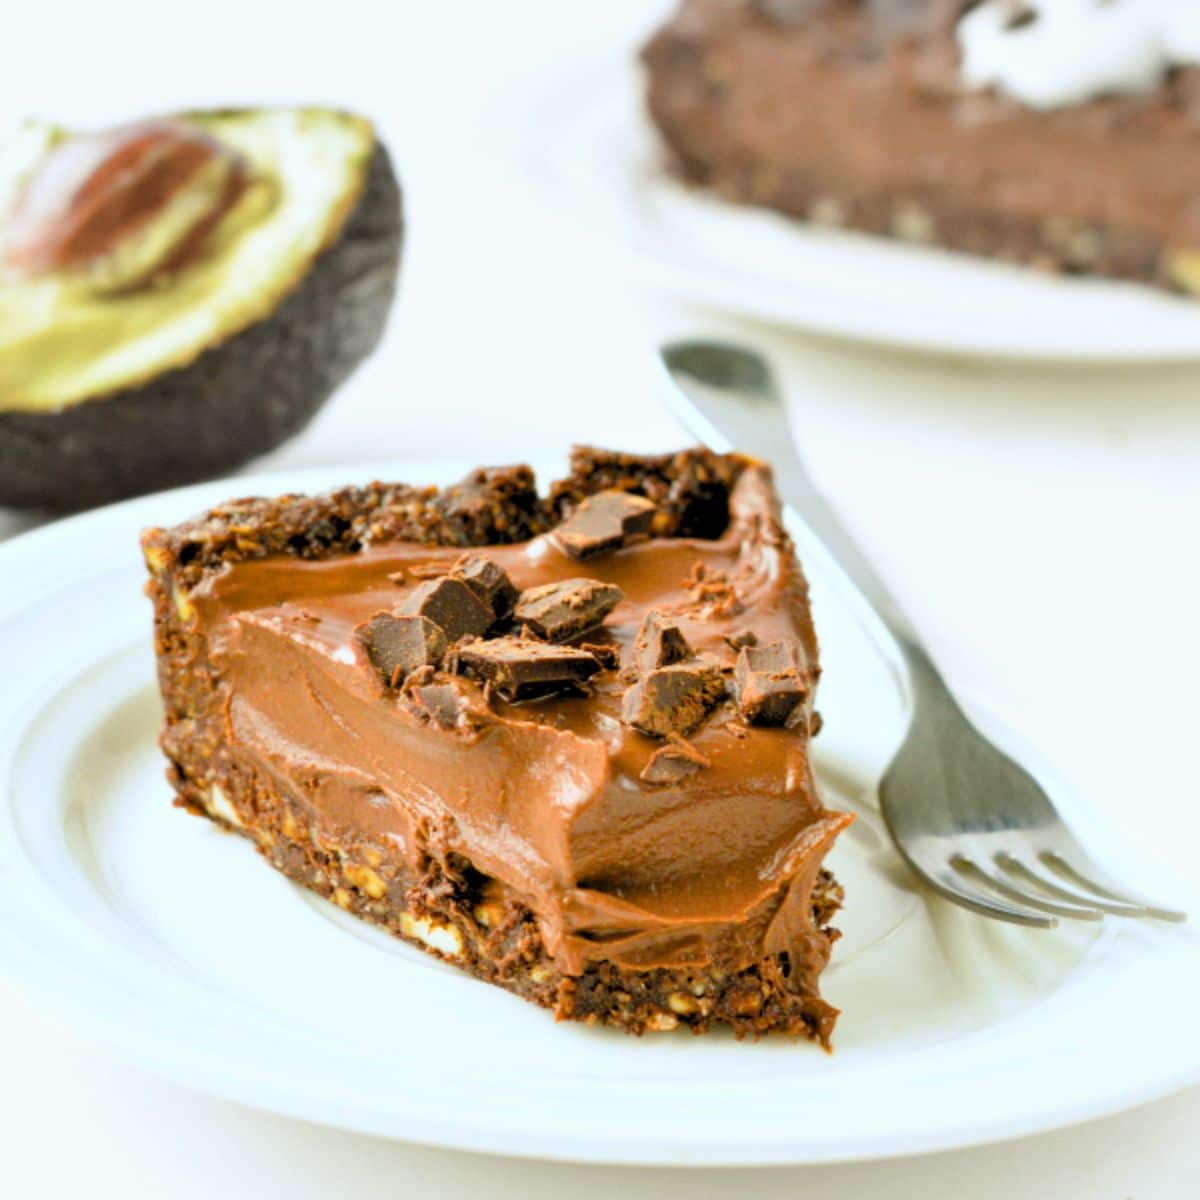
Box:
0 141 402 512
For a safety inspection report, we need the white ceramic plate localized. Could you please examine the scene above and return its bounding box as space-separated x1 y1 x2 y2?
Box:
0 458 1196 1166
517 58 1200 363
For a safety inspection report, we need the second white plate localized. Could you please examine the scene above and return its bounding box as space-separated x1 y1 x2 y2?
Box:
517 56 1200 363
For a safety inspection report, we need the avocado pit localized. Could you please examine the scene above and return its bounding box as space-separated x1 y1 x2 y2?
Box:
4 120 249 292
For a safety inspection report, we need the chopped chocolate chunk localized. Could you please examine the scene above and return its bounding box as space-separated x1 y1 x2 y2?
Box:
409 561 452 580
734 640 809 728
640 735 711 784
552 490 658 560
724 629 758 652
400 670 487 733
579 641 621 670
514 578 623 642
399 576 493 642
632 611 691 674
354 612 447 688
622 660 726 738
452 553 519 621
456 636 601 701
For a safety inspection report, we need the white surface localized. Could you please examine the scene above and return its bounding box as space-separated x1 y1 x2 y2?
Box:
518 52 1200 362
0 0 1198 1195
4 462 1195 1164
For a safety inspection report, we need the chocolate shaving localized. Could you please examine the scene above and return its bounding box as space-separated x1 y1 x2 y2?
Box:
552 490 658 559
640 735 711 784
452 553 519 621
408 562 453 580
455 636 602 701
734 640 809 727
632 611 691 674
353 612 447 688
683 562 743 619
579 641 621 670
514 578 623 642
399 576 494 642
724 629 758 652
400 669 487 733
622 659 726 738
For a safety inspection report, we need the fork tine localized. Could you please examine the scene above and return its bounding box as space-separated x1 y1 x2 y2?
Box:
927 862 1058 928
1039 852 1187 923
995 852 1156 919
951 856 1103 922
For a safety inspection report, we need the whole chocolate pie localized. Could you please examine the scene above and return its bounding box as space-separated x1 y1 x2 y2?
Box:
142 448 852 1045
642 0 1200 293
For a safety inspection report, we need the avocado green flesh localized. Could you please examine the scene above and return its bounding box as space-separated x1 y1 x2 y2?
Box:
0 108 375 413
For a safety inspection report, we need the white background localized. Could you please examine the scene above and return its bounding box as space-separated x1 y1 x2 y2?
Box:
2 1 1198 1194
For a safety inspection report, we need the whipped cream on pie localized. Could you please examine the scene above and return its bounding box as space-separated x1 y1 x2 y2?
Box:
958 0 1200 110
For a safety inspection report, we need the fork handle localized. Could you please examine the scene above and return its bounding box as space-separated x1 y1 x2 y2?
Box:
766 432 952 686
756 428 923 648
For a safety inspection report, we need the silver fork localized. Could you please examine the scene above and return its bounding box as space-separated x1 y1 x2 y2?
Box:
662 339 1186 928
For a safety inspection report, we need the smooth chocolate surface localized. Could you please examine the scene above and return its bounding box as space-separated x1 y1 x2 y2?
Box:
190 467 850 980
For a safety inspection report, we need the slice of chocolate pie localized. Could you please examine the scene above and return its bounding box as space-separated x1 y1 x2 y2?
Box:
643 1 1200 293
142 448 852 1045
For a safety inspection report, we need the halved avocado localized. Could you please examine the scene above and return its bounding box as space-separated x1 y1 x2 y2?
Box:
0 107 402 510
